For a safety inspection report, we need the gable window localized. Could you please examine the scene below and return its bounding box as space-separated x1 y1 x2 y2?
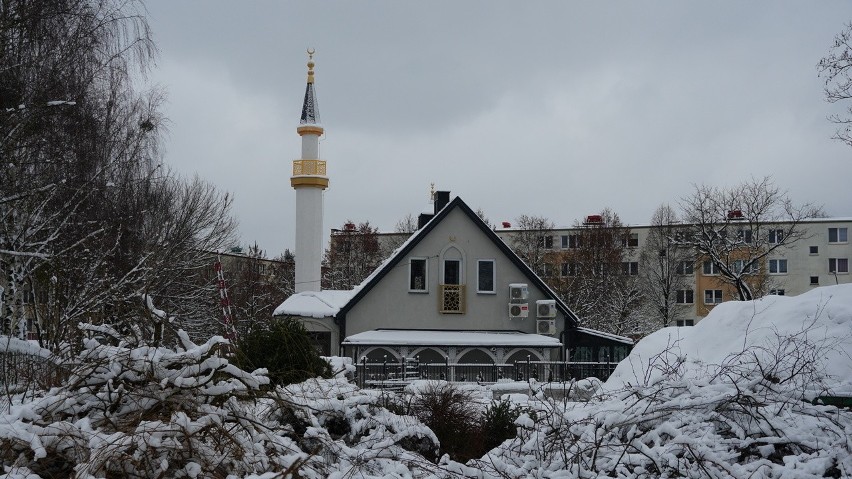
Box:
676 261 694 275
443 259 461 285
828 227 848 244
768 259 787 274
768 229 784 244
704 289 723 304
702 260 719 275
476 260 495 293
409 258 428 292
676 289 694 304
621 261 639 275
829 258 849 274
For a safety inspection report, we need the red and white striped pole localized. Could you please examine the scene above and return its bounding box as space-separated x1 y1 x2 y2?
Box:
214 255 237 343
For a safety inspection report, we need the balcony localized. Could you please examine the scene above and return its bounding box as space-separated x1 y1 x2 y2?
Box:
439 284 466 314
292 159 327 176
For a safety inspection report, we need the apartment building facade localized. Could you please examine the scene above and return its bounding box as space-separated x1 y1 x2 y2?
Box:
494 217 852 328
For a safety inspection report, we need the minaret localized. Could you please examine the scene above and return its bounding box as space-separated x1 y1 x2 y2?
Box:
291 49 328 293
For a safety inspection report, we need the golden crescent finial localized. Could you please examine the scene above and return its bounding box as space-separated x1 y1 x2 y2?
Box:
307 48 315 59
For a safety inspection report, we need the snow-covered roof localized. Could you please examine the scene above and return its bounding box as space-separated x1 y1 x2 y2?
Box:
273 290 355 318
574 327 634 345
342 329 562 347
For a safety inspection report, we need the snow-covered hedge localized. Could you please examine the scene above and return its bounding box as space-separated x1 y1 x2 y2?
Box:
0 326 443 478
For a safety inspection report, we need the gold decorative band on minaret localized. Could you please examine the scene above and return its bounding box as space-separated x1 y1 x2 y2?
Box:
297 124 324 136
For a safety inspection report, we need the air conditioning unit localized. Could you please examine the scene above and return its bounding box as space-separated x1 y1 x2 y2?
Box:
509 283 528 301
508 303 529 319
537 319 556 335
536 299 557 318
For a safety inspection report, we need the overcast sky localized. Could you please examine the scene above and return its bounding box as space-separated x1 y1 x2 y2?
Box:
144 1 852 257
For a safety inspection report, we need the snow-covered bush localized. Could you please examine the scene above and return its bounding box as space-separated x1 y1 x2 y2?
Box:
0 324 447 478
466 286 852 478
233 316 331 387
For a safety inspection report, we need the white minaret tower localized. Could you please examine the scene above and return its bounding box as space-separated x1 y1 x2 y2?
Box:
291 49 328 293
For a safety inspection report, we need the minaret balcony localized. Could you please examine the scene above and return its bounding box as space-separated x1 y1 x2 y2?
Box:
292 159 327 176
291 159 329 189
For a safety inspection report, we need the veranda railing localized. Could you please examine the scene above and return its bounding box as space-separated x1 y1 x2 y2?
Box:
355 356 617 388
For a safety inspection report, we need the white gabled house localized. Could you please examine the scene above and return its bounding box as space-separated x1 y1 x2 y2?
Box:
274 193 632 368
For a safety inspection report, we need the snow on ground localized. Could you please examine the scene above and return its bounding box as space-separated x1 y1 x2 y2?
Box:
2 285 852 477
607 283 852 397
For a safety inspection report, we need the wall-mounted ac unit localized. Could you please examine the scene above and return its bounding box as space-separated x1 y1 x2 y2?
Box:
509 283 528 301
508 303 529 319
536 299 556 318
536 319 556 335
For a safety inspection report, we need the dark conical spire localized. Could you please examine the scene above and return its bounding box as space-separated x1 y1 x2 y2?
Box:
300 49 320 124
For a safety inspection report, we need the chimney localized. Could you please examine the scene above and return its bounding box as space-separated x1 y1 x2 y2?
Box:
434 191 451 214
417 213 433 229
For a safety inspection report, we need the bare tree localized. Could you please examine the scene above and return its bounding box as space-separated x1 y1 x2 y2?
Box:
676 177 822 301
323 221 383 290
638 204 694 328
1 0 236 349
549 209 640 334
818 21 852 147
510 214 555 277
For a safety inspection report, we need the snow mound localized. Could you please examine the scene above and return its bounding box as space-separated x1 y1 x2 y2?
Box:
607 284 852 397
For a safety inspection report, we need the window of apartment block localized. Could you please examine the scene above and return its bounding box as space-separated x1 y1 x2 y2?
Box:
828 227 848 243
768 259 788 274
676 261 694 275
731 260 757 274
736 229 753 244
769 289 785 296
568 234 583 249
541 263 554 278
810 276 819 286
409 258 428 292
621 261 639 275
704 289 723 304
768 229 784 244
560 262 575 277
560 235 569 249
676 289 694 304
702 260 719 275
538 235 554 249
829 258 849 274
676 319 695 327
477 260 495 293
810 246 819 255
622 233 639 248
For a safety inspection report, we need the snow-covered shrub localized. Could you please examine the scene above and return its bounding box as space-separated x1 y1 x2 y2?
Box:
407 381 487 462
233 316 331 387
468 318 852 477
481 398 537 453
0 325 316 478
0 325 454 478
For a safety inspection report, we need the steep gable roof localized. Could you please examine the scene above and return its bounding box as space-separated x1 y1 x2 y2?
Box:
337 196 579 326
